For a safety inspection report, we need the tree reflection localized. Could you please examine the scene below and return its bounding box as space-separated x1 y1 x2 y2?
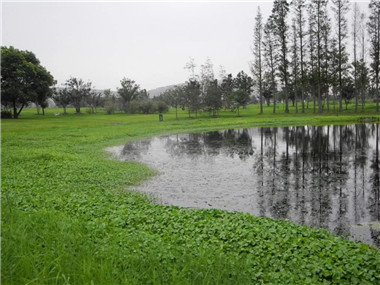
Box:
119 123 379 247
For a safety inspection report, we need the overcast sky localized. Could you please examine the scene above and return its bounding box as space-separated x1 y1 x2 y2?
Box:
2 1 370 91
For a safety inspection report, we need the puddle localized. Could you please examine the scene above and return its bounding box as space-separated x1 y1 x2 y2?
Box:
106 124 380 248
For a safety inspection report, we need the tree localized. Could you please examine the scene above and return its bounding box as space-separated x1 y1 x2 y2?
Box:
253 6 264 114
86 90 104 113
162 86 185 120
263 16 278 113
368 0 380 112
220 73 235 109
184 57 197 81
352 3 361 111
292 0 307 113
63 77 92 114
53 87 71 114
331 0 351 112
290 18 300 113
184 79 201 118
359 11 369 112
271 0 290 113
233 71 253 115
1 46 54 118
200 57 215 98
203 79 222 116
309 0 329 113
118 78 140 113
103 89 117 115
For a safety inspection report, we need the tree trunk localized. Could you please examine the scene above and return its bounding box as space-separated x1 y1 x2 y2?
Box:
13 101 18 119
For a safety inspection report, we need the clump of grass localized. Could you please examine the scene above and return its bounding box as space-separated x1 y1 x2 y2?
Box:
2 106 380 284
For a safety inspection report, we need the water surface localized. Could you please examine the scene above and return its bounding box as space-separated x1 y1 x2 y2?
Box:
108 124 380 248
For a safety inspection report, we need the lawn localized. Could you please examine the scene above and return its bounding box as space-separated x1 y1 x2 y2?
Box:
2 104 380 284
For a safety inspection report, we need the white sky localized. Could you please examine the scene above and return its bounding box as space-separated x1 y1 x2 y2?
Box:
2 1 370 91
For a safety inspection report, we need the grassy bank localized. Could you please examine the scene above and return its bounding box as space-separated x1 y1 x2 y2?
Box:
2 105 380 284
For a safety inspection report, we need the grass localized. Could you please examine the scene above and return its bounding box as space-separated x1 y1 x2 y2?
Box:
2 103 380 284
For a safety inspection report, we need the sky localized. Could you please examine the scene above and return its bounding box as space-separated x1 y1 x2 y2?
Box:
2 1 371 91
2 1 275 91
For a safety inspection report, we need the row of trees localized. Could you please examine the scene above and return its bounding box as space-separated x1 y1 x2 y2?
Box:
0 46 168 118
251 0 380 114
53 77 169 115
157 68 254 119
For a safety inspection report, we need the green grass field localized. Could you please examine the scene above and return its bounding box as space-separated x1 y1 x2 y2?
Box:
2 104 380 284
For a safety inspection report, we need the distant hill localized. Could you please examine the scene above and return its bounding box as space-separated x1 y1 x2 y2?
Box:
148 84 184 98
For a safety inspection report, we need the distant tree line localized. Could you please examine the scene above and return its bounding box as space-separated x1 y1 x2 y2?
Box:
157 0 380 118
156 58 254 119
1 46 169 118
53 77 168 115
251 0 380 114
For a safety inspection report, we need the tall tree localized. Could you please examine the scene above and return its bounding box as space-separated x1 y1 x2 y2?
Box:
118 78 140 113
184 57 197 81
292 0 307 113
272 0 290 113
263 16 278 113
309 0 329 113
352 3 361 111
290 18 300 113
1 46 54 118
321 9 331 112
331 0 350 112
368 0 380 112
359 11 369 112
199 57 215 97
253 6 264 114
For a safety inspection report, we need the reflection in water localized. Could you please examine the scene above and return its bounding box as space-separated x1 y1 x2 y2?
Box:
116 124 380 248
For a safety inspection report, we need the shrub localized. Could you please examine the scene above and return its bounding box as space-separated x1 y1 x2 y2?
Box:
1 110 13 118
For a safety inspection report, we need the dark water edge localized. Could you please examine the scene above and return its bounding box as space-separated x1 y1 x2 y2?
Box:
107 124 380 248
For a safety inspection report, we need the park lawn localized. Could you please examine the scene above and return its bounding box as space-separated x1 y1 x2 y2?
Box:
2 104 380 284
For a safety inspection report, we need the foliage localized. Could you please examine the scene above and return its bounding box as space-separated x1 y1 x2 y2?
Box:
53 88 71 114
1 110 13 118
103 89 118 115
118 78 140 113
184 80 201 117
86 90 104 114
1 46 54 118
61 77 92 114
203 79 222 116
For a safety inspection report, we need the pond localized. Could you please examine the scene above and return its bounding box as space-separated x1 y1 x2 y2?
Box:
107 124 380 248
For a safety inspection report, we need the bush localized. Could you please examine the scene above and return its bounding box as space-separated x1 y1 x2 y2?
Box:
157 101 169 113
1 110 13 118
138 100 156 114
127 100 169 114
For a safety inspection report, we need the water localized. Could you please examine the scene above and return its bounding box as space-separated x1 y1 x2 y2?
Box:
107 124 380 248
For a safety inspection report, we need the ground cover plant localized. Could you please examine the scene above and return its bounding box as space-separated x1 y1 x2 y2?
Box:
2 104 380 284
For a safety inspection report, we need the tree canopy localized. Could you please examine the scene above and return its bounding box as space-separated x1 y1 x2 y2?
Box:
1 46 54 118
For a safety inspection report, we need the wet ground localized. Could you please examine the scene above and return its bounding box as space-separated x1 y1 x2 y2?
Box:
107 124 380 248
